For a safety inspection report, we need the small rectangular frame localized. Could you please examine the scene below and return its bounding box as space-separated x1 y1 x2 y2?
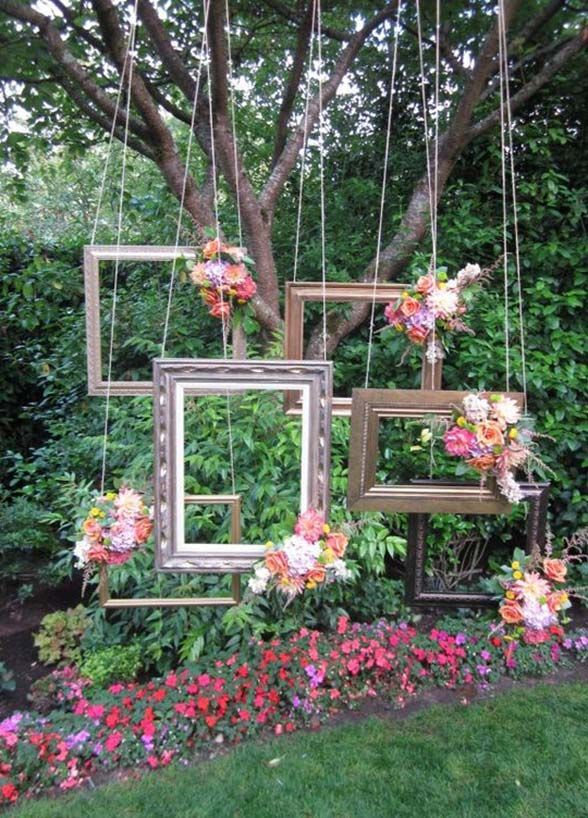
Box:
404 482 551 607
284 282 442 417
347 388 525 514
98 493 243 608
84 245 196 396
154 358 333 572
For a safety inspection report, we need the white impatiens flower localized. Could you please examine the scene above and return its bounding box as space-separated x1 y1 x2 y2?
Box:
248 565 271 595
283 535 321 577
462 393 490 423
73 538 91 569
426 288 460 318
492 397 522 429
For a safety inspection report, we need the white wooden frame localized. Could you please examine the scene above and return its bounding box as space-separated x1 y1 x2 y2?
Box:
153 359 333 572
84 245 196 396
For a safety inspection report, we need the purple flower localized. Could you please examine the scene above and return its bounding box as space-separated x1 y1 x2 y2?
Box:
455 633 467 646
476 665 491 677
204 260 227 286
292 695 301 708
65 730 90 749
563 638 572 649
480 650 491 661
92 742 103 755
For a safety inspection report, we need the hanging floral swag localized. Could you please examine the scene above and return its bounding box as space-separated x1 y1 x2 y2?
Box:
383 261 492 364
248 509 352 604
73 488 153 579
189 236 257 321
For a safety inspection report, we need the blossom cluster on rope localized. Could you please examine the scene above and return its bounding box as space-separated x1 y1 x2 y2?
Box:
189 238 256 320
383 262 490 364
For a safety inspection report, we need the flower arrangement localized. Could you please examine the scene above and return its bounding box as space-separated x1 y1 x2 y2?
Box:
384 262 489 363
442 392 534 503
493 547 572 643
73 487 153 571
248 509 351 602
189 237 257 320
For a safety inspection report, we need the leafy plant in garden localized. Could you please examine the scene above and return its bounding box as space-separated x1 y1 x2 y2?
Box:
79 644 142 688
33 606 90 667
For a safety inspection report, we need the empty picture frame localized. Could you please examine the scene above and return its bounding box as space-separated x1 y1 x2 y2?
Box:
347 388 525 513
283 282 442 416
404 482 551 607
84 245 196 396
154 359 333 572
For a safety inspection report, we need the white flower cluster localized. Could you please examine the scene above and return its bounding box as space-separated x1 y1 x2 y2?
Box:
456 263 482 288
248 565 271 594
331 559 352 581
425 338 444 364
283 535 321 577
497 472 524 503
462 393 490 423
73 539 91 569
521 598 557 630
492 397 521 428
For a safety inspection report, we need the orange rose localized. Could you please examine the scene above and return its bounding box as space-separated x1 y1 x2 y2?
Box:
202 238 226 259
326 531 348 559
83 518 103 542
407 325 429 344
265 550 289 577
305 566 326 584
476 421 504 448
543 558 567 583
499 600 524 624
135 516 153 545
415 274 435 295
466 454 496 472
399 296 420 318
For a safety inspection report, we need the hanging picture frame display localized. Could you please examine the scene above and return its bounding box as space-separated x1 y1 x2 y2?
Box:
154 359 333 572
347 389 525 514
283 282 442 417
404 482 551 607
84 245 196 396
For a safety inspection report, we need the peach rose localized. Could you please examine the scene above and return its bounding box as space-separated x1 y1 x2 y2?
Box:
265 550 289 577
202 238 226 259
135 516 153 545
407 325 429 344
326 532 348 559
466 453 496 472
83 518 103 542
87 543 109 563
499 600 524 624
305 566 326 584
476 421 504 448
399 296 420 318
415 274 435 295
543 558 567 583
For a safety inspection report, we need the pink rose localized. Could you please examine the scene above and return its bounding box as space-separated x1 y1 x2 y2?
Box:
399 296 420 318
384 302 402 327
415 274 435 295
406 325 429 344
543 558 567 583
443 426 477 457
326 531 348 558
234 276 256 302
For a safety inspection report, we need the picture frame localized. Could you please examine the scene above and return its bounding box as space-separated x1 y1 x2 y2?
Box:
404 482 551 607
84 244 196 396
154 359 333 572
283 282 442 416
347 388 525 513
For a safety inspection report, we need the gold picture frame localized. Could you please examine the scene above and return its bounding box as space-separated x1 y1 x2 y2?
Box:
347 388 525 513
283 282 442 416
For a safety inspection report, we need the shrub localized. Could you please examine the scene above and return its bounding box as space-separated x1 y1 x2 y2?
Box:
33 605 90 666
0 662 15 694
79 644 142 687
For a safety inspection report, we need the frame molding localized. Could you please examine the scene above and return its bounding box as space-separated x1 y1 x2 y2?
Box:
404 482 551 607
347 388 525 514
154 359 333 572
284 282 442 416
84 245 196 396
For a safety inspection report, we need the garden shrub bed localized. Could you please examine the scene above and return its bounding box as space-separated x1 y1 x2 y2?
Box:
1 617 587 807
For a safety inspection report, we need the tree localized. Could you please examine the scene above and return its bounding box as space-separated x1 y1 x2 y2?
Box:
0 0 585 351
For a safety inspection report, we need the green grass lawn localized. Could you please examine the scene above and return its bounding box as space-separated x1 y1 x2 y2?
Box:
13 682 588 818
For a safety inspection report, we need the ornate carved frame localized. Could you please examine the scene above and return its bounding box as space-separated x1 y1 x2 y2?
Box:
154 359 333 572
404 482 551 607
283 282 441 416
347 388 524 514
84 245 196 396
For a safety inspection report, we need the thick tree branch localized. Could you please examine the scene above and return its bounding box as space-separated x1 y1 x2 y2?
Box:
137 0 197 99
516 0 567 45
261 2 400 214
400 20 471 80
261 0 349 42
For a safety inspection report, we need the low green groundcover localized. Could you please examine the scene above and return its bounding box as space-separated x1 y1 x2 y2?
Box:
10 682 588 818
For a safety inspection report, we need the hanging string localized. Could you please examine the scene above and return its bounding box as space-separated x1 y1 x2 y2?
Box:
316 0 328 360
224 0 243 248
99 0 140 494
429 0 441 392
499 0 528 412
205 17 237 496
161 0 211 357
293 0 318 283
364 1 403 388
497 1 511 392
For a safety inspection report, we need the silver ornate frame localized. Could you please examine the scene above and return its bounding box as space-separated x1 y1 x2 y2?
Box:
404 482 551 607
153 359 333 572
84 245 196 396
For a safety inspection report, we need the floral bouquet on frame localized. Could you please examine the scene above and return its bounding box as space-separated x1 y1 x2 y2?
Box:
248 509 351 603
189 237 256 320
383 262 490 364
73 487 153 572
442 392 536 503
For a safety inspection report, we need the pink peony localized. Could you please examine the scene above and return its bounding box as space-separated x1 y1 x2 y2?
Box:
234 276 257 302
443 426 477 457
294 509 325 542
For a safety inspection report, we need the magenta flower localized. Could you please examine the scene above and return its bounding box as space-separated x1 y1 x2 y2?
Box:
443 426 477 457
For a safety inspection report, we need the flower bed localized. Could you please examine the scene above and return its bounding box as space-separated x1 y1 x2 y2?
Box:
1 618 585 806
